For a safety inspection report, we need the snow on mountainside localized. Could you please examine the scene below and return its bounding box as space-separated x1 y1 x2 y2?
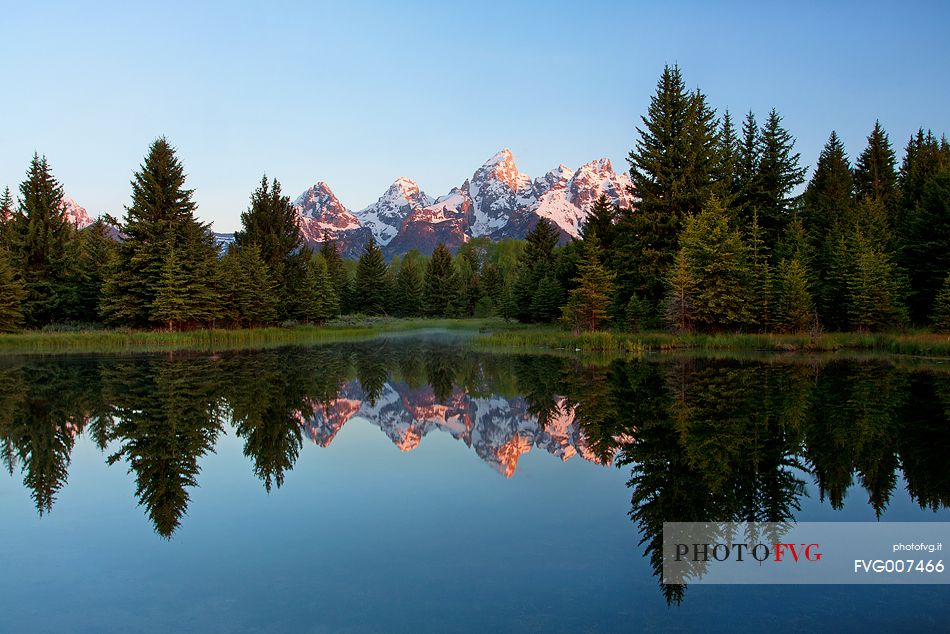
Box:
293 182 372 259
290 149 633 257
354 177 432 246
296 379 627 477
61 196 95 228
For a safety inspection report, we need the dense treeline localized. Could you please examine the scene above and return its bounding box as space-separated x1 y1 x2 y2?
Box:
1 66 949 334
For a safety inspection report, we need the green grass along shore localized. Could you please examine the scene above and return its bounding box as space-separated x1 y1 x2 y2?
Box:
3 317 950 358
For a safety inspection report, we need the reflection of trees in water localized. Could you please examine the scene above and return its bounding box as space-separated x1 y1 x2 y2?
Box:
0 361 105 514
104 358 225 538
0 345 949 594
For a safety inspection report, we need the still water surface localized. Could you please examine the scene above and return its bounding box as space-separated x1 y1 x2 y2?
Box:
1 334 949 632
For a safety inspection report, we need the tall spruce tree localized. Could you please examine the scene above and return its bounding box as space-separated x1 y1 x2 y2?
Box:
423 243 459 317
733 111 761 223
395 256 423 317
618 65 720 313
714 109 739 204
300 254 338 323
853 121 898 214
753 109 806 245
320 231 349 313
561 235 615 333
513 219 561 322
9 154 76 326
101 137 218 328
353 238 389 315
581 194 617 250
234 176 303 319
803 131 854 328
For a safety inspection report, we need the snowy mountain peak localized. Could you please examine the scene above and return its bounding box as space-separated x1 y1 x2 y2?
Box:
61 196 94 228
290 149 634 257
293 181 370 257
294 181 345 218
355 177 433 246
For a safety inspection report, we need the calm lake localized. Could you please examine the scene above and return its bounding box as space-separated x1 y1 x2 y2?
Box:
1 333 949 632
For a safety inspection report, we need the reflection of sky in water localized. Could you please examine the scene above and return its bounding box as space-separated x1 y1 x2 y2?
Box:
1 346 949 631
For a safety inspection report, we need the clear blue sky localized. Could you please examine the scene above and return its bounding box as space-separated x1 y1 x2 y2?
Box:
2 0 948 231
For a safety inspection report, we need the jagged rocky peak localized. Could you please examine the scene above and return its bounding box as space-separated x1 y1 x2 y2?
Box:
473 148 532 192
569 158 634 210
294 181 352 222
61 195 94 228
355 176 433 246
534 164 575 196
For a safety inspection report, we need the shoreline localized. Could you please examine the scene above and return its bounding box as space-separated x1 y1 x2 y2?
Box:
2 318 950 358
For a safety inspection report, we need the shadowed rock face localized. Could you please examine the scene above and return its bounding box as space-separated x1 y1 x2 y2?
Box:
279 149 633 258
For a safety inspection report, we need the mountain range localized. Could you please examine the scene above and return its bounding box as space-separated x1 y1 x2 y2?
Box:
292 149 633 258
295 378 630 477
40 150 634 259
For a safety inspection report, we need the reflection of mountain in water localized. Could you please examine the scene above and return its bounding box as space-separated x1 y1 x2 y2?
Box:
299 380 614 477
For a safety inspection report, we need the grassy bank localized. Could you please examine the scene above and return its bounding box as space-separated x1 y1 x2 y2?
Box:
0 317 496 354
4 318 950 358
474 325 950 358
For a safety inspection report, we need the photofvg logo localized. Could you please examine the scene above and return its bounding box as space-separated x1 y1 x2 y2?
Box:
663 522 949 585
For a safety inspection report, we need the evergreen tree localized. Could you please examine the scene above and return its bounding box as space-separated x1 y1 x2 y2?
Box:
753 109 806 245
733 111 760 223
664 250 696 333
423 243 459 317
219 245 279 326
0 249 25 332
300 254 339 323
714 109 739 204
320 231 349 312
900 171 950 322
668 197 752 332
480 264 504 313
101 137 218 328
0 187 13 247
561 235 616 332
932 273 950 333
803 131 854 239
72 220 117 322
581 194 617 250
9 154 76 326
353 237 389 315
803 131 854 327
395 256 423 317
530 275 564 323
618 65 720 311
853 121 898 213
848 233 905 332
234 175 303 319
774 257 814 333
151 248 190 331
897 129 949 223
513 219 561 322
746 212 774 331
